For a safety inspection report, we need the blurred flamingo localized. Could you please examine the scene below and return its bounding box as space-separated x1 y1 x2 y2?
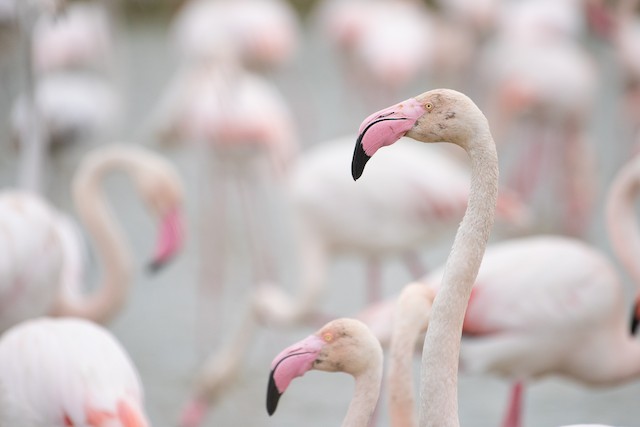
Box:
170 0 299 70
9 0 118 202
0 144 184 333
314 0 473 107
31 0 114 75
479 0 598 236
146 54 297 350
0 317 149 426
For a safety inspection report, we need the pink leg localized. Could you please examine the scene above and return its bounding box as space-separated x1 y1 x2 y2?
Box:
509 130 546 203
195 151 227 354
501 381 524 427
235 171 277 284
560 119 595 237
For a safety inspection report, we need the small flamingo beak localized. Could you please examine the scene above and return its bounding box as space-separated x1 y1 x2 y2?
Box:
352 98 426 180
631 297 640 335
266 334 325 416
148 208 183 273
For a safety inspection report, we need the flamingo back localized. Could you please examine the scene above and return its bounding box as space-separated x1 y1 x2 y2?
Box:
0 192 63 332
0 317 148 427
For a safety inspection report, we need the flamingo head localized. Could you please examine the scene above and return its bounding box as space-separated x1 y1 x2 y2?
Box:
352 89 488 180
266 318 382 416
132 155 185 273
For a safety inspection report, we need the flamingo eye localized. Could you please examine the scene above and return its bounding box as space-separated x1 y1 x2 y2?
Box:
322 333 333 342
425 102 434 110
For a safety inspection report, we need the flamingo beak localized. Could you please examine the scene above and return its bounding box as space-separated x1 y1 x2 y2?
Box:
631 297 640 335
147 208 183 273
352 98 426 180
266 334 325 416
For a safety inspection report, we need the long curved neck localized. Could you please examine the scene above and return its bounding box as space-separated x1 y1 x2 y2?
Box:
419 132 498 427
343 355 383 427
606 161 640 299
53 148 139 323
388 309 430 427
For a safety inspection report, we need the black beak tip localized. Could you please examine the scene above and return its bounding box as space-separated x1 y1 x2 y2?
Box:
351 138 371 181
631 306 639 335
147 259 166 274
266 370 282 416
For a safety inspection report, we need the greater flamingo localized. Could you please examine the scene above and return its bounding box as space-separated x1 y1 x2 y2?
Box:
354 89 640 426
0 144 184 332
266 317 383 427
351 88 499 427
418 149 640 427
0 316 149 426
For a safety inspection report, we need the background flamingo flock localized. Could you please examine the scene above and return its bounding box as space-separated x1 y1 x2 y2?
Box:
0 0 639 426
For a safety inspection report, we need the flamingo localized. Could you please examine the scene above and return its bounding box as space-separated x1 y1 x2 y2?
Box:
0 144 184 333
169 0 299 70
10 72 120 151
0 316 149 426
424 150 640 427
353 89 640 426
146 54 297 349
314 0 472 106
31 0 113 75
478 0 598 236
351 88 499 427
266 317 383 427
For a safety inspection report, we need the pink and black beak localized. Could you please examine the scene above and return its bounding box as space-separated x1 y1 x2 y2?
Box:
148 208 184 273
266 334 325 416
352 98 426 180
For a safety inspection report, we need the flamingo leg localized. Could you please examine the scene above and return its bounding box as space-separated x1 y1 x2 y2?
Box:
234 162 277 284
366 257 383 304
560 118 595 237
195 148 227 354
402 250 427 279
500 381 524 427
508 123 546 204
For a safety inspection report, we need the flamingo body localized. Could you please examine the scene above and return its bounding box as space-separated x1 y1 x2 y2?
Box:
421 235 633 386
291 137 470 255
0 317 148 427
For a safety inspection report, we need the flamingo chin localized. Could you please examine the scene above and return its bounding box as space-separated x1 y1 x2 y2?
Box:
148 208 183 273
352 98 426 179
267 334 325 415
